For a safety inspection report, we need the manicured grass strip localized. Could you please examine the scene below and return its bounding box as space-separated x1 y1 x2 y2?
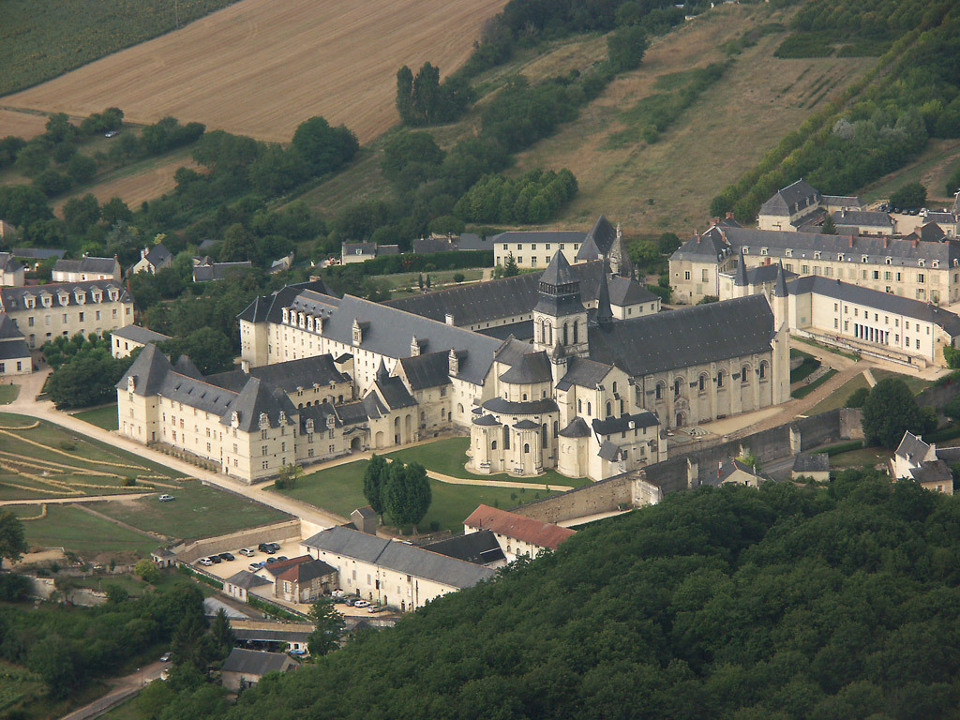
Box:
385 437 589 487
873 368 932 396
792 369 838 399
807 372 870 415
11 504 159 556
92 480 289 541
273 459 559 533
73 404 120 431
0 384 20 405
790 356 821 384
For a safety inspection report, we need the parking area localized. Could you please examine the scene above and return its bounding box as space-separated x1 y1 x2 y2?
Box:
193 538 308 580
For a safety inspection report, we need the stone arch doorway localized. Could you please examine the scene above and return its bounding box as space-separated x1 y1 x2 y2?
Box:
350 436 362 452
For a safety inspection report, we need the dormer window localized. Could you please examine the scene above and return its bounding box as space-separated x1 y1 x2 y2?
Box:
259 412 269 429
837 253 844 262
58 292 69 306
352 318 362 346
92 291 102 302
448 348 459 377
231 411 240 429
298 312 305 328
305 419 314 434
307 316 314 332
885 257 892 265
24 295 35 309
933 260 940 268
742 246 749 255
75 291 86 304
127 375 136 393
861 256 868 263
108 289 119 301
919 259 926 268
41 295 52 308
278 411 286 425
814 251 821 260
326 415 336 429
785 249 793 258
760 248 768 256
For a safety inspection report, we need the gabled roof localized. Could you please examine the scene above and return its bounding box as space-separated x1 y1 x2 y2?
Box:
225 570 272 590
221 648 296 676
144 243 172 267
608 275 654 307
192 261 253 282
112 324 171 345
669 227 732 262
53 256 118 275
372 375 417 410
490 230 585 247
0 313 24 341
424 529 506 566
173 354 203 379
472 414 502 426
0 253 23 273
206 355 348 394
464 504 575 550
718 458 757 483
398 351 451 390
116 344 174 396
588 295 775 376
576 215 618 261
221 377 297 433
499 351 552 384
895 431 934 464
760 179 820 216
272 558 338 584
555 357 613 391
831 210 893 228
592 411 659 435
598 440 621 462
793 453 829 473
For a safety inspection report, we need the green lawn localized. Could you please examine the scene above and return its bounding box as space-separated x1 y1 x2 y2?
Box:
73 403 119 431
272 458 560 533
792 369 838 399
0 659 45 718
92 479 290 541
807 372 870 415
385 437 589 487
829 446 893 469
10 504 159 557
0 384 20 404
0 412 179 501
873 369 932 396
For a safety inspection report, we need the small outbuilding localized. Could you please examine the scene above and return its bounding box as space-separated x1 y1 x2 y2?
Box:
220 648 298 691
792 453 830 482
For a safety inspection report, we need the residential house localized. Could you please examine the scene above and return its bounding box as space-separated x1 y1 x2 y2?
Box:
424 529 507 568
52 256 121 283
890 431 956 494
0 314 32 376
463 504 574 563
111 324 171 359
130 243 173 275
717 458 764 487
341 242 399 265
256 555 339 604
224 570 272 602
792 452 830 482
192 258 253 283
220 649 298 691
0 253 25 287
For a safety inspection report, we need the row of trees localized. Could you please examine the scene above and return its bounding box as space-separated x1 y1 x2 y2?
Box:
396 63 474 127
42 333 135 409
362 456 432 533
453 169 577 224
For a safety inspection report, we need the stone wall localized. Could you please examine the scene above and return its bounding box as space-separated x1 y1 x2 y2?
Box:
174 519 302 564
512 475 634 524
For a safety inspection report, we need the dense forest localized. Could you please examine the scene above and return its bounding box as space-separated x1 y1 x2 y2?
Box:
145 473 960 720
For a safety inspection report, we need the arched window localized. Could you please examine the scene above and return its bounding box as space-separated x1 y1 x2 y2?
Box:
573 322 579 344
563 323 569 346
674 379 682 397
612 381 618 393
587 402 592 415
491 440 497 450
578 399 582 412
542 423 547 444
420 411 426 420
457 403 464 415
606 401 612 416
655 383 664 400
741 365 750 383
698 374 706 392
759 361 768 379
717 370 724 388
441 408 446 419
553 420 559 437
522 393 528 401
523 443 530 454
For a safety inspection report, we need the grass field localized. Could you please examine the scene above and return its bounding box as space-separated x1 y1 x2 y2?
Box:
807 372 870 415
874 368 932 396
0 413 179 502
0 660 45 718
91 479 289 541
0 385 20 405
379 269 486 297
0 0 241 96
9 504 159 557
829 446 893 470
3 0 509 144
859 138 960 207
73 403 120 431
385 437 589 488
0 109 48 140
273 458 559 533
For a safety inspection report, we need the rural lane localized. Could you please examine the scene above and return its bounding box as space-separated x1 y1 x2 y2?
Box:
60 660 164 720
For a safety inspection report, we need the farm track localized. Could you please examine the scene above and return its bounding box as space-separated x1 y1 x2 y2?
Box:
3 0 510 144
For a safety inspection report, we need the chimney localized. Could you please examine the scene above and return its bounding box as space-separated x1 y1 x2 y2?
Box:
848 235 854 248
445 313 455 326
883 237 888 249
695 229 700 244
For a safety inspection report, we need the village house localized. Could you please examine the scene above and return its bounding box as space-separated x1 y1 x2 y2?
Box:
0 253 25 287
220 649 298 691
52 255 121 283
890 431 957 495
111 324 171 359
463 504 574 563
130 243 173 275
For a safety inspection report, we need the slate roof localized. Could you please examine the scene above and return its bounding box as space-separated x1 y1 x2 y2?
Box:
225 570 272 590
192 261 253 282
910 460 952 485
0 280 130 312
822 195 863 209
598 440 621 462
592 411 659 435
298 402 342 434
221 648 295 676
424 530 506 565
558 417 590 438
718 458 757 483
457 233 493 251
112 324 171 345
576 215 618 261
53 256 118 275
222 378 297 433
144 243 172 267
499 351 552 384
342 242 377 256
0 313 25 341
588 295 775 376
413 237 456 254
895 431 933 463
303 526 495 589
206 355 348 394
473 414 502 426
12 248 65 260
793 453 829 473
555 357 613 391
173 355 203 379
789 276 960 336
905 222 947 244
670 228 734 262
539 250 577 287
464 504 575 550
0 253 23 273
117 344 175 397
0 337 30 360
385 261 606 327
335 400 371 427
925 212 957 225
398 351 451 390
269 557 337 584
710 226 960 267
372 375 417 410
759 179 821 216
482 397 559 415
831 210 893 228
608 275 655 307
233 628 311 644
513 419 540 430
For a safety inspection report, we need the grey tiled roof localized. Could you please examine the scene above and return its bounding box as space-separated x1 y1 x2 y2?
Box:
112 325 170 345
793 453 829 473
53 257 118 275
831 210 892 228
342 242 377 256
608 275 655 307
491 230 585 247
558 417 590 437
385 261 605 327
895 431 932 463
498 351 552 384
598 440 620 462
221 377 297 433
225 570 272 590
206 355 348 394
424 530 505 566
789 276 960 336
117 344 175 397
670 228 733 262
592 411 659 435
513 419 540 430
0 313 24 341
413 237 456 254
576 215 617 261
304 525 390 563
760 179 820 216
373 375 417 410
588 295 775 376
173 354 203 379
555 357 613 391
472 414 502 426
0 279 130 311
0 253 23 273
398 351 451 390
0 337 30 360
145 244 172 267
233 628 310 644
12 248 65 260
457 233 493 250
822 195 863 208
221 648 294 676
539 250 576 286
192 261 253 282
482 397 559 415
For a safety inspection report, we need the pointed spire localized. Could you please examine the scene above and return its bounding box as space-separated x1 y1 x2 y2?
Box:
596 264 613 325
540 250 576 287
375 358 389 384
734 253 748 286
774 261 788 297
607 223 633 278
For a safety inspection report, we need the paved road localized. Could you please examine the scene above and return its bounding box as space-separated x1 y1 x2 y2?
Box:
60 661 164 720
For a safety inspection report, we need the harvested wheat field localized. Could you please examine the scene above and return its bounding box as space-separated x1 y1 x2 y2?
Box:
3 0 507 145
0 109 48 140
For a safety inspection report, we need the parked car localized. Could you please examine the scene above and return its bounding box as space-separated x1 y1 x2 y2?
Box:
158 494 175 502
218 552 235 562
197 558 213 566
208 555 222 564
353 600 370 608
104 130 120 138
367 605 384 614
160 652 172 662
239 548 256 557
276 556 288 562
265 557 277 564
259 542 278 554
248 562 264 572
343 598 356 606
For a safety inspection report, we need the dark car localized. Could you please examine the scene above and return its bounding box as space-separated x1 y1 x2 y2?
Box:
265 557 277 564
209 555 222 564
276 556 288 562
218 552 235 562
258 542 277 554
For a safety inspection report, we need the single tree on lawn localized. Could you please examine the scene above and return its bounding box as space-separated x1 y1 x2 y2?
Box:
861 378 924 449
307 596 345 657
363 454 388 522
0 510 27 569
384 461 432 534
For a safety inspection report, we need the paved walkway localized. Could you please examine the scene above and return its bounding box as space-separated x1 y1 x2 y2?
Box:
0 492 154 506
60 661 163 720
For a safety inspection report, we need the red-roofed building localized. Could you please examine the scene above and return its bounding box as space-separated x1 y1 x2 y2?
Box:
256 555 339 604
463 504 575 562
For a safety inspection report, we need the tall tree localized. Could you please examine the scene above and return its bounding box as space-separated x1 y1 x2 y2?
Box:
363 454 387 521
0 510 27 569
210 608 235 660
384 461 432 533
861 378 924 448
307 596 344 657
396 65 415 124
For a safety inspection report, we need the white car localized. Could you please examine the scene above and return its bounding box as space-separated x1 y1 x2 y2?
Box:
239 548 256 557
353 600 370 608
158 494 175 502
104 130 120 138
197 557 213 567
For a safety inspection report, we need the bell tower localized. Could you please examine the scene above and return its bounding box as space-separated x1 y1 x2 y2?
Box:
533 251 589 358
